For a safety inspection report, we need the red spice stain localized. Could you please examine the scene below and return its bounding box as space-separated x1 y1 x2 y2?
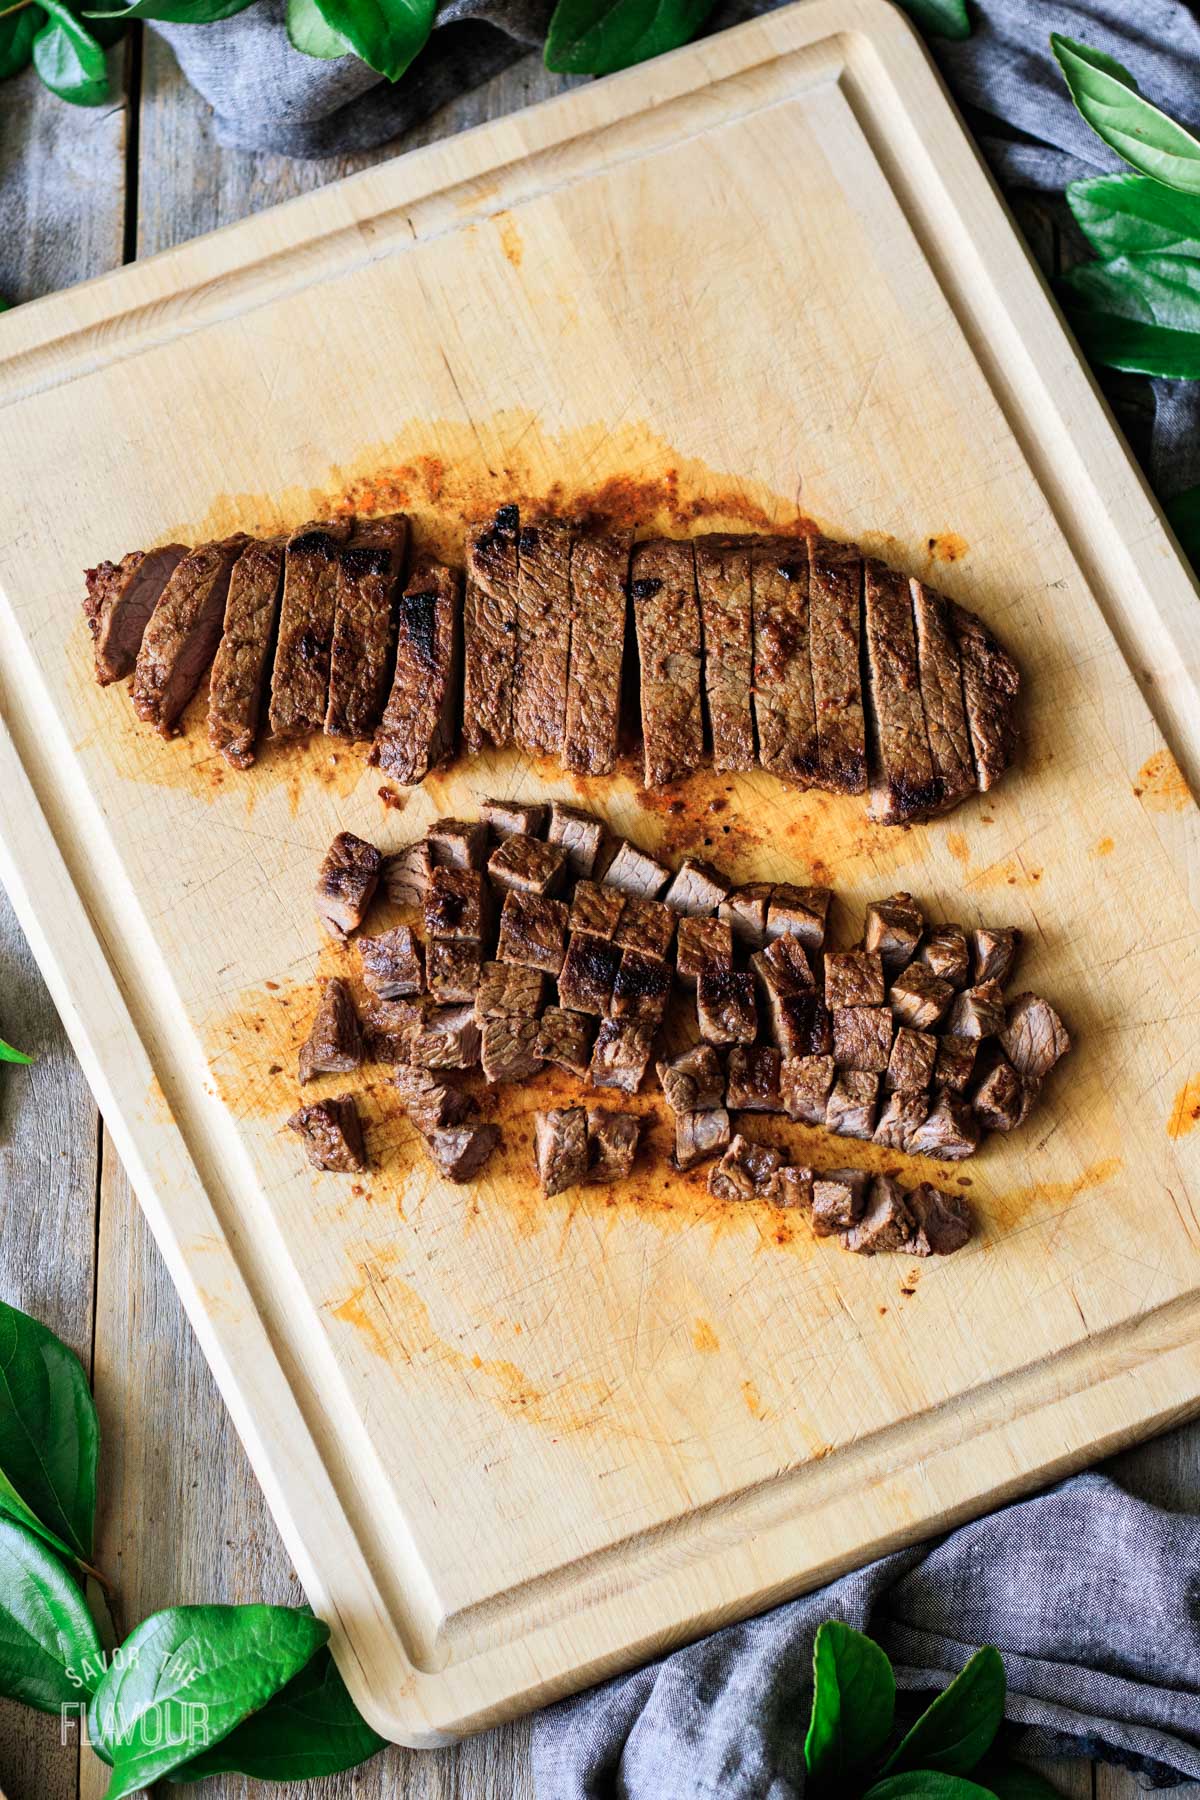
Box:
496 212 523 268
692 1319 720 1353
1167 1075 1200 1140
1133 750 1192 813
741 1379 764 1418
939 827 1042 892
1093 836 1114 857
926 531 969 564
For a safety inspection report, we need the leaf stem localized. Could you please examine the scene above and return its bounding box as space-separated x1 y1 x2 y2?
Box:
0 0 33 20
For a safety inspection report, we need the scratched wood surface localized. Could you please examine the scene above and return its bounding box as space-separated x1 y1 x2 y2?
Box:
0 12 1195 1795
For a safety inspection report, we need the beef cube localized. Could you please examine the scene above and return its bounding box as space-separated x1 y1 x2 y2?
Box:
663 856 730 916
268 519 353 739
83 543 187 686
298 979 362 1083
287 1095 365 1173
808 534 866 794
424 1123 500 1183
393 1063 475 1134
586 1109 641 1184
513 518 572 755
409 1005 481 1070
811 1168 869 1237
826 1071 880 1139
824 951 886 1009
972 926 1021 987
889 964 954 1030
973 1054 1024 1131
657 1044 725 1114
768 993 832 1059
497 892 570 976
911 580 975 810
920 925 971 988
358 926 423 1000
843 1174 915 1255
864 893 924 973
945 981 1007 1040
362 997 425 1065
427 818 487 871
570 881 625 940
588 1019 655 1094
696 965 757 1046
564 530 631 776
864 560 940 823
600 839 669 899
132 535 249 737
768 1165 814 1210
708 1133 784 1201
481 1016 543 1083
1000 993 1070 1082
475 960 545 1020
906 1091 980 1161
677 916 734 989
427 940 483 1003
325 513 408 742
675 1108 731 1170
614 897 676 960
315 831 382 940
833 1006 893 1073
726 1046 783 1112
208 537 284 768
719 883 772 951
874 1091 929 1150
382 840 432 907
424 866 486 942
751 537 820 785
558 930 621 1012
546 801 604 880
373 558 460 784
487 833 567 896
886 1027 937 1093
481 798 547 840
949 600 1020 791
752 933 815 997
935 1035 978 1092
630 538 704 786
462 508 519 752
534 1007 595 1077
612 950 671 1025
695 534 755 772
780 1054 834 1124
767 885 831 950
906 1183 973 1256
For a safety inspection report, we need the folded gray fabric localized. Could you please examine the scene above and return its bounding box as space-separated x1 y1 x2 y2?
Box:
531 1472 1200 1797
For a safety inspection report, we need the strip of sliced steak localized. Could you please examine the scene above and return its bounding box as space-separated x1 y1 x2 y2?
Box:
709 1133 784 1200
751 537 820 785
475 960 545 1020
843 1174 914 1255
534 1007 595 1077
826 1071 880 1139
267 519 353 739
586 1109 641 1183
497 892 570 975
873 1091 928 1150
564 530 631 775
315 832 381 939
663 856 730 916
558 931 621 1013
600 839 669 899
428 941 483 1003
949 600 1020 790
588 1019 655 1093
811 1168 869 1236
481 1016 543 1083
911 580 975 810
972 926 1021 986
906 1091 980 1160
677 916 734 989
482 798 547 839
131 536 248 736
726 1046 783 1112
675 1107 731 1169
906 1183 972 1256
780 1054 834 1123
571 881 626 940
614 898 676 960
695 535 755 772
424 1124 500 1183
1000 993 1069 1082
920 924 971 987
807 534 866 794
288 1095 366 1173
535 1106 589 1195
630 539 704 786
864 893 923 973
546 801 604 880
696 965 757 1045
298 979 362 1083
864 559 940 823
428 819 488 870
513 518 572 754
325 513 407 741
462 507 520 752
207 538 284 768
409 1004 481 1070
358 926 423 999
657 1044 725 1113
84 544 187 686
373 558 461 783
487 833 567 896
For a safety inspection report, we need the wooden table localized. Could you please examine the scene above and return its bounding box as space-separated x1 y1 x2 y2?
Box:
0 29 1193 1799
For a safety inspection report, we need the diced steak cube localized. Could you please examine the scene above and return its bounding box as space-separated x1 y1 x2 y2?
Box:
208 537 284 769
677 916 734 989
513 518 572 755
382 840 432 907
424 867 487 941
588 1019 655 1094
358 926 424 999
719 883 773 951
83 543 187 686
751 537 820 785
808 534 866 794
768 1166 814 1210
949 600 1020 791
427 818 488 870
496 892 570 976
487 833 567 896
696 965 757 1045
475 961 545 1020
826 1071 880 1139
920 925 971 987
863 559 940 823
708 1133 784 1201
564 531 631 776
315 831 382 939
824 951 886 1009
751 933 815 997
462 508 519 752
409 1005 481 1070
695 534 755 772
972 926 1021 987
973 1054 1025 1131
945 981 1007 1040
373 558 460 784
843 1174 915 1255
811 1168 869 1236
675 1108 731 1170
393 1063 475 1134
571 881 625 940
767 993 832 1059
362 997 424 1064
833 1006 893 1073
132 535 249 737
873 1091 929 1150
481 798 547 840
534 1007 595 1077
889 964 954 1030
906 1091 980 1160
298 978 363 1083
906 1183 973 1256
268 519 353 739
935 1035 978 1092
911 579 975 811
427 940 483 1003
864 893 923 972
600 839 669 899
1000 993 1070 1082
767 885 831 950
886 1027 937 1093
424 1124 500 1183
546 801 604 880
287 1095 366 1173
325 513 408 742
614 897 676 960
612 950 671 1024
657 1044 726 1114
481 1016 543 1083
663 856 730 916
558 930 621 1012
630 538 704 787
726 1045 783 1112
586 1109 641 1184
780 1054 834 1124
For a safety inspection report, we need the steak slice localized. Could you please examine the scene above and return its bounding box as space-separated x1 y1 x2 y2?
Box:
832 1006 893 1073
843 1174 914 1255
427 941 483 1003
564 530 631 775
677 916 734 989
726 1045 783 1112
481 1016 543 1083
546 801 604 880
751 933 815 998
768 1166 814 1210
695 534 755 772
708 1133 784 1200
487 833 568 896
663 857 730 917
920 924 971 987
513 518 572 754
373 558 461 783
362 997 424 1065
534 1107 589 1195
588 1019 655 1094
482 798 547 840
886 1026 937 1093
973 1053 1025 1131
571 881 625 940
428 819 488 871
766 885 830 950
475 960 545 1020
675 1108 731 1170
614 897 676 960
696 965 757 1045
298 979 362 1083
972 926 1021 986
325 513 408 740
889 964 954 1030
630 538 703 786
873 1091 928 1150
558 931 621 1013
719 883 772 951
811 1168 869 1236
751 537 820 785
911 580 975 810
84 544 187 686
611 950 671 1025
949 601 1020 790
267 519 353 739
424 867 487 942
534 1006 595 1077
358 926 424 999
287 1095 365 1173
935 1035 977 1092
409 1005 481 1070
945 981 1007 1040
1000 993 1070 1082
826 1070 880 1139
382 840 432 907
824 951 886 1009
207 538 285 768
462 507 520 752
600 839 670 899
131 535 248 736
586 1109 641 1183
864 893 923 974
496 892 570 975
315 831 381 939
424 1123 500 1183
906 1091 980 1160
906 1184 973 1256
807 534 866 794
864 559 941 822
780 1054 834 1124
767 992 831 1059
393 1063 475 1135
657 1044 725 1113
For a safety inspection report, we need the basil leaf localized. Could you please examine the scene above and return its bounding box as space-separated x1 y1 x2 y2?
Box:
0 1298 99 1563
0 4 40 79
1051 35 1200 196
973 1756 1066 1798
1065 308 1200 378
1067 172 1200 259
804 1620 895 1791
89 1604 329 1796
864 1776 998 1799
899 0 970 42
883 1647 1005 1777
308 0 432 81
0 1037 33 1064
1061 252 1200 376
1167 484 1200 568
83 0 252 19
166 1644 386 1782
545 0 715 77
0 1518 103 1712
33 0 108 102
286 0 352 58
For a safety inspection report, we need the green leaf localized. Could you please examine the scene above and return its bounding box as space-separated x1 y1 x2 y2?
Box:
865 1776 998 1799
0 1037 33 1065
0 4 41 79
306 0 432 80
0 1299 99 1563
1166 484 1200 568
166 1645 386 1783
1066 308 1200 377
1067 172 1200 259
545 0 715 77
1051 34 1200 196
0 1518 103 1712
804 1620 895 1791
898 0 970 43
1061 253 1200 376
83 0 253 19
974 1755 1067 1798
286 0 352 57
883 1647 1006 1777
33 0 108 102
89 1604 329 1796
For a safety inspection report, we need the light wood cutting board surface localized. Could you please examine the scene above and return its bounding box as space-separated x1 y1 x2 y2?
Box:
1 0 1200 1744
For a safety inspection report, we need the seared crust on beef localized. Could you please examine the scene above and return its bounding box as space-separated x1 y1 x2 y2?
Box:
949 600 1020 791
751 537 820 785
299 979 362 1083
588 1019 655 1093
325 513 408 741
132 536 248 736
807 534 866 794
630 538 704 786
513 518 572 755
374 558 461 783
911 580 975 810
535 1007 595 1077
535 1107 589 1195
677 916 733 988
657 1044 725 1114
84 544 187 686
675 1108 731 1169
208 538 284 768
564 530 631 776
1000 993 1069 1082
268 519 353 739
726 1045 783 1112
288 1095 365 1173
586 1109 641 1183
780 1054 834 1123
315 831 381 939
425 1123 500 1182
864 561 940 823
694 535 755 772
462 509 519 752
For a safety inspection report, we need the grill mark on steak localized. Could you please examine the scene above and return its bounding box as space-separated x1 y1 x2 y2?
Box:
84 544 187 686
807 534 866 794
948 599 1020 791
513 518 573 755
268 518 354 739
910 579 976 808
325 512 408 742
630 538 704 787
694 534 755 773
131 535 249 738
462 508 520 752
751 537 820 785
207 537 285 769
373 558 462 784
863 559 942 823
564 530 631 775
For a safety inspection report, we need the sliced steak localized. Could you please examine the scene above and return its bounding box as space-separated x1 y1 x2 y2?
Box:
586 1109 641 1184
973 1053 1025 1130
614 897 676 960
709 1133 784 1200
481 1016 544 1083
534 1006 595 1077
843 1174 914 1255
657 1044 725 1113
811 1168 869 1236
920 924 971 987
393 1063 475 1135
907 1183 973 1256
84 544 187 686
780 1054 834 1123
832 1006 893 1073
972 926 1021 986
571 881 625 940
945 980 1007 1040
751 932 816 998
886 1026 937 1093
546 801 604 880
906 1091 980 1160
726 1045 783 1112
132 535 248 736
767 992 832 1059
696 965 757 1045
949 600 1020 791
409 1004 481 1070
826 1070 880 1139
475 960 545 1020
695 535 755 772
807 533 866 794
719 883 772 951
358 926 424 999
287 1095 365 1173
424 1123 500 1183
751 537 820 785
513 518 572 755
864 893 923 973
911 580 975 810
427 940 483 1003
873 1090 928 1150
889 964 954 1030
462 507 519 752
663 856 730 917
768 1166 814 1210
373 558 461 783
325 513 407 741
824 951 885 1009
675 1107 731 1170
535 1106 589 1195
207 538 284 769
267 519 353 739
1000 993 1069 1082
600 839 669 899
482 798 547 839
766 885 830 949
588 1019 655 1093
362 997 424 1065
298 979 362 1083
558 930 621 1013
424 866 487 942
497 892 570 975
935 1035 977 1092
564 530 631 775
611 950 671 1025
382 840 432 907
677 916 734 989
487 833 567 896
315 831 381 939
428 818 488 870
864 559 940 822
630 538 704 787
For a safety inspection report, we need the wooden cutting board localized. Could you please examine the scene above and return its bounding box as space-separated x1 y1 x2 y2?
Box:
2 0 1200 1745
